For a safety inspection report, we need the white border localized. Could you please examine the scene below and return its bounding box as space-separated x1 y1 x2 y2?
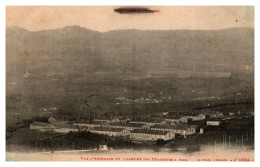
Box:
0 1 258 167
2 0 256 6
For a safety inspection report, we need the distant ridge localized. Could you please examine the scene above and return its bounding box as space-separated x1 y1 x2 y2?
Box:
6 25 254 78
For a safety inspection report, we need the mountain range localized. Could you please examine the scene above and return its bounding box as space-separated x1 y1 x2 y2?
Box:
6 26 254 118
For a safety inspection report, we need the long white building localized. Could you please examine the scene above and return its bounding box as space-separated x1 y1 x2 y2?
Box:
90 127 130 137
130 129 175 141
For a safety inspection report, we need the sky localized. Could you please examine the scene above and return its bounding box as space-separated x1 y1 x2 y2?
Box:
6 6 254 32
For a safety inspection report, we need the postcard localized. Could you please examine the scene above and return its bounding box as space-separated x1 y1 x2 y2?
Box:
5 6 254 162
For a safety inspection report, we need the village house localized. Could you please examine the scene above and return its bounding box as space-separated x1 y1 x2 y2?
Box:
30 121 56 132
90 127 130 137
130 129 175 141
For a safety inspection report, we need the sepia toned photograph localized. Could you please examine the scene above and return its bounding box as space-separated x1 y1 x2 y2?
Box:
6 6 254 161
